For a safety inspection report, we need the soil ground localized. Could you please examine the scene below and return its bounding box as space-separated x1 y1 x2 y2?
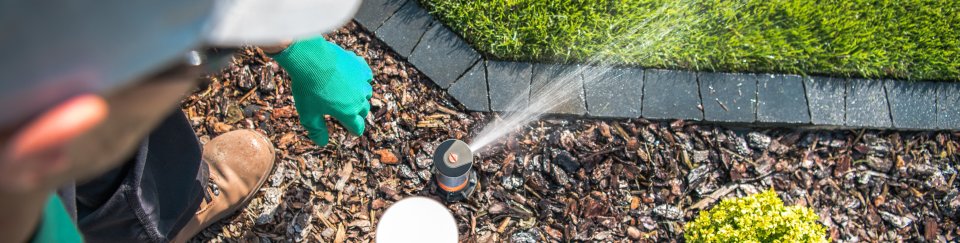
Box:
185 23 959 242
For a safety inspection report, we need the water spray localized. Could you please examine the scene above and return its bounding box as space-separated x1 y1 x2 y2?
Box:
432 139 476 202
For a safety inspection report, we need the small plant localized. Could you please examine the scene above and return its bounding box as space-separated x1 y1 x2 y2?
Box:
684 190 827 243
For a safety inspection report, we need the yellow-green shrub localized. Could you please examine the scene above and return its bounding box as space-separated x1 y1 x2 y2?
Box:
684 190 827 243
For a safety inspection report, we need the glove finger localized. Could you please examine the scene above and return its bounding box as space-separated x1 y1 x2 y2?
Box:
362 80 373 100
351 52 374 84
358 103 371 122
338 113 366 136
334 103 369 136
301 114 330 146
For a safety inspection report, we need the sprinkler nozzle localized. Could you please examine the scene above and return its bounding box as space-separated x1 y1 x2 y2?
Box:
433 139 476 202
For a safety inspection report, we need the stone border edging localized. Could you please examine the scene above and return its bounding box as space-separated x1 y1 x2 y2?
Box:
354 0 959 131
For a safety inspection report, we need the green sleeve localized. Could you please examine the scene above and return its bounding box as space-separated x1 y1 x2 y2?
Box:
31 194 83 243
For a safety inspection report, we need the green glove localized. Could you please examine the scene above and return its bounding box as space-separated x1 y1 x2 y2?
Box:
271 36 373 145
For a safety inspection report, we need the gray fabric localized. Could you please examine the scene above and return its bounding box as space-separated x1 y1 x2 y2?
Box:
0 0 216 126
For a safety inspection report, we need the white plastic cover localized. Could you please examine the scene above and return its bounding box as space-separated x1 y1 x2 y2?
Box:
206 0 363 45
376 197 458 243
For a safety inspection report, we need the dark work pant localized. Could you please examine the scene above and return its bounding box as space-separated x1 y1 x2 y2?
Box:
59 109 208 242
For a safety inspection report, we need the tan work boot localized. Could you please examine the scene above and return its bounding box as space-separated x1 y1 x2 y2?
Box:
173 129 276 242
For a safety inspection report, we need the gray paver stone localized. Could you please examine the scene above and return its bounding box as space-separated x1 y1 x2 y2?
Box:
939 82 960 130
583 67 643 118
409 24 480 89
884 80 938 130
447 61 489 111
757 74 810 124
699 72 757 123
804 76 846 126
846 79 892 128
374 1 433 57
487 61 532 112
530 64 587 115
354 0 408 31
642 69 701 120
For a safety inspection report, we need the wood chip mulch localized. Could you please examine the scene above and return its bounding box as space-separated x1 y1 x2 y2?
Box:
184 22 960 242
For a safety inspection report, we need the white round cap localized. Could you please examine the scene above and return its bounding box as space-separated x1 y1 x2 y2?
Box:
376 197 458 243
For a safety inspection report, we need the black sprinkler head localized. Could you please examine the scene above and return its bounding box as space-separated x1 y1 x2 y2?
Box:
432 139 476 202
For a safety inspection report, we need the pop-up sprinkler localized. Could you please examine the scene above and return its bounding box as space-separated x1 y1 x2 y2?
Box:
433 139 477 202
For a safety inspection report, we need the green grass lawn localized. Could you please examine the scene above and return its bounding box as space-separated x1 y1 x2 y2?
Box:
419 0 960 81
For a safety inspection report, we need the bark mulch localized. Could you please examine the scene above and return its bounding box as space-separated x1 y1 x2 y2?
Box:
183 22 960 242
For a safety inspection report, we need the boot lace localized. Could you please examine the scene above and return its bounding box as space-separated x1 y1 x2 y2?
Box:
203 178 221 203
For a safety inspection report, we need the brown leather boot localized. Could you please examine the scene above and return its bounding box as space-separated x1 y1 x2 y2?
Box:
173 130 276 242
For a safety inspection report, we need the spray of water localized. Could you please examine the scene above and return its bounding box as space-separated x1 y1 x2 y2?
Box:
468 1 704 153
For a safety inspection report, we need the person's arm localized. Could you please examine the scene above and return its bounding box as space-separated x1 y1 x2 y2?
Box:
0 190 48 242
259 40 291 55
0 94 109 243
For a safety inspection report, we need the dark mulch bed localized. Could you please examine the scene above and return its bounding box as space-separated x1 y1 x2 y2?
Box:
184 22 959 242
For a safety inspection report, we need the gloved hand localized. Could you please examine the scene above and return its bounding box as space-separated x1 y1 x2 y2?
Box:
270 36 373 145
